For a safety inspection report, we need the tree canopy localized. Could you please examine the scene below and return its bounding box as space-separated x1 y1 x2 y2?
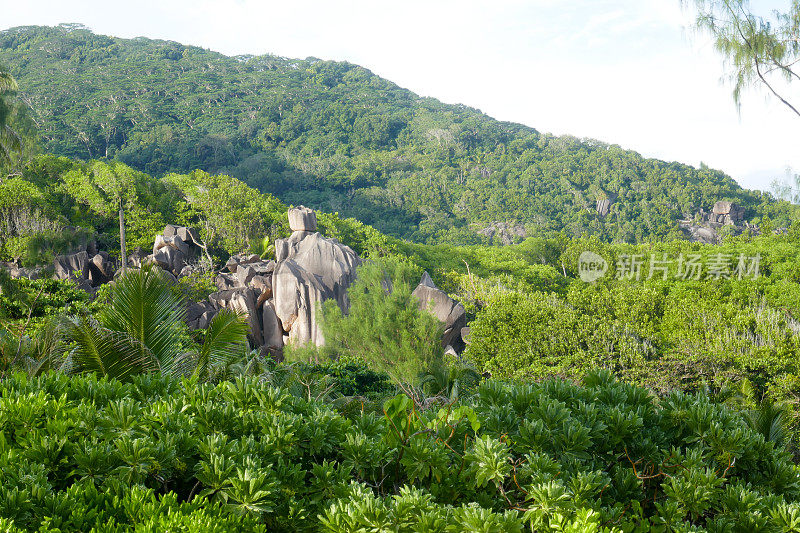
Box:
0 25 784 244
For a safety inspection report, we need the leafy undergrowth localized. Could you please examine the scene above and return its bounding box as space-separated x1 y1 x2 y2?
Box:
1 371 799 532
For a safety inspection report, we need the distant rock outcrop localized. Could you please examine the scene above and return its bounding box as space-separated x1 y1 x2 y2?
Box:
710 201 745 225
679 201 756 243
596 198 612 217
476 222 527 245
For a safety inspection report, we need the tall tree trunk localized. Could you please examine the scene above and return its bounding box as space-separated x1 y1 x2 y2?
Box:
119 198 127 274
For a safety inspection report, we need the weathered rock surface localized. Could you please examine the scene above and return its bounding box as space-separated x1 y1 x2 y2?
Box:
476 222 526 245
146 224 202 276
711 201 745 225
88 254 113 287
2 262 43 280
153 234 189 257
224 253 262 274
127 247 147 269
680 201 753 243
273 258 330 346
152 246 182 274
275 230 314 262
253 275 273 304
54 251 89 281
596 198 612 217
186 301 218 331
236 265 258 287
229 288 263 347
215 272 238 291
288 205 317 232
460 326 471 345
272 231 361 347
261 301 284 355
412 272 467 350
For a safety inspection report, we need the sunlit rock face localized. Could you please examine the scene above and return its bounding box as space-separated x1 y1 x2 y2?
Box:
272 230 361 347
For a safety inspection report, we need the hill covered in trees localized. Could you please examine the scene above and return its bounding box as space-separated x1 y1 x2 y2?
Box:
0 24 788 244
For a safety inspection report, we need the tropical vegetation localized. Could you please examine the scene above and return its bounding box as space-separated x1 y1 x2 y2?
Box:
1 19 800 533
1 25 796 244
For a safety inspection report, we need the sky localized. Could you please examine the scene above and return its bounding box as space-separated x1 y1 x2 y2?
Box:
1 0 798 192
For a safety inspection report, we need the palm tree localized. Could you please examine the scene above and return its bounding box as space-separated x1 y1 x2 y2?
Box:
711 378 793 451
0 67 22 166
420 361 482 401
67 266 249 381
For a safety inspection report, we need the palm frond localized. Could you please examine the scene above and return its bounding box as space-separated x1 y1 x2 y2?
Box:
100 266 186 375
28 316 68 376
67 315 158 381
194 309 249 381
744 396 791 449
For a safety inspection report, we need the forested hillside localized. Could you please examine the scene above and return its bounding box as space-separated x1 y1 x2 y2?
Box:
0 24 785 244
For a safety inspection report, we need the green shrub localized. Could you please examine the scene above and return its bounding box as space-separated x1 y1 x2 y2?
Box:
0 371 798 531
322 257 443 386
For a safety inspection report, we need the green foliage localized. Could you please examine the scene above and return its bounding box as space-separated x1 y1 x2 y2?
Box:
60 160 177 251
0 371 796 531
0 277 88 322
173 268 217 303
66 266 248 380
0 25 788 243
0 65 21 165
462 232 800 448
322 257 444 386
164 170 287 256
294 359 395 398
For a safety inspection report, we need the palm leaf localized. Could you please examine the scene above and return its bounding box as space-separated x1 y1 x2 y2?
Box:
28 316 68 376
100 267 186 375
194 309 249 381
67 316 158 381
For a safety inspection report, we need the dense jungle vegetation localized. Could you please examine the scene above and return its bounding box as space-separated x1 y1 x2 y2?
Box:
3 19 800 533
3 154 800 532
0 24 794 244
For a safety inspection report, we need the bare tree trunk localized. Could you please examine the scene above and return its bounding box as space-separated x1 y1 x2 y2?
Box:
119 198 127 274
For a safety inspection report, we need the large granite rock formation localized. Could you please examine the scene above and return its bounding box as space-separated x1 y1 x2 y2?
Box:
596 198 612 217
88 252 114 286
412 272 467 352
51 248 118 293
153 207 469 360
710 201 745 225
288 205 317 232
476 222 527 245
273 231 361 347
679 200 754 243
150 224 203 276
192 207 360 355
54 251 90 281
